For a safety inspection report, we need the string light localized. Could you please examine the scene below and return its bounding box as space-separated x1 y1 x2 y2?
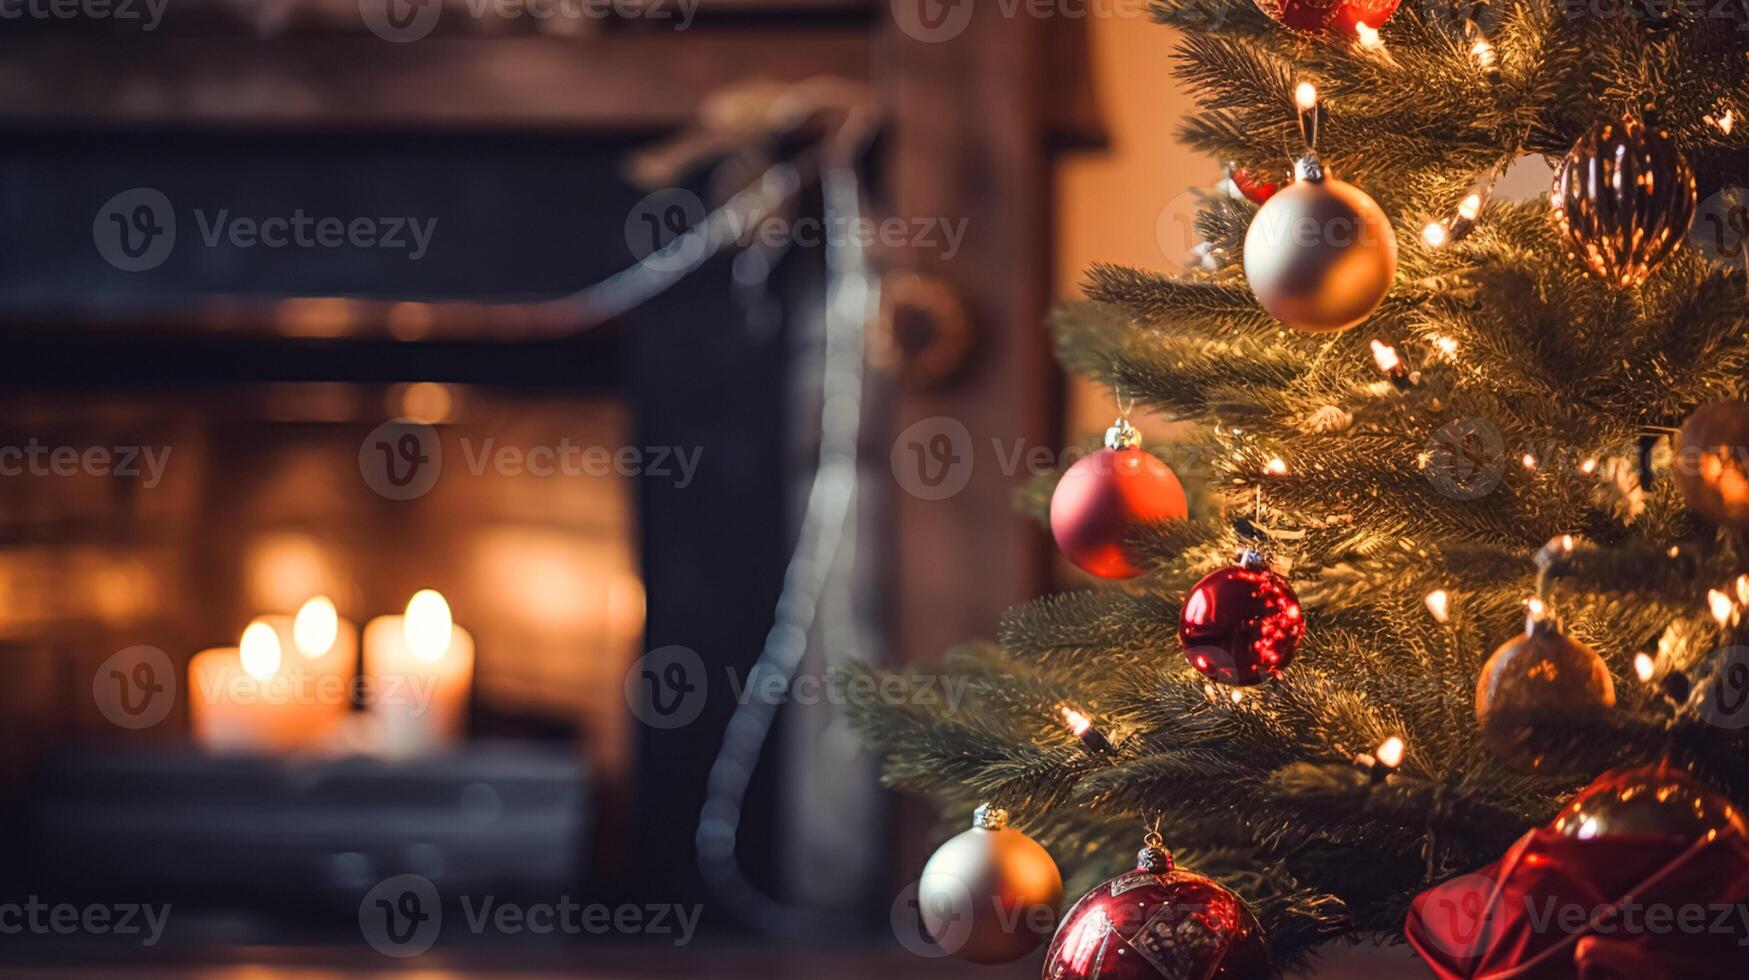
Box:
1470 37 1496 69
1634 653 1656 683
1265 458 1289 476
1354 22 1383 49
1229 689 1246 704
1736 574 1749 606
1356 736 1405 783
1425 589 1451 623
1375 737 1405 770
1433 335 1458 358
1457 193 1483 221
1521 453 1538 470
1580 458 1598 475
1060 705 1114 756
1421 221 1450 248
1370 340 1416 388
1709 589 1735 626
1295 82 1318 111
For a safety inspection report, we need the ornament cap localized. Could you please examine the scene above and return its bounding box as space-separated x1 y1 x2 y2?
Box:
1104 417 1141 451
971 803 1009 831
1137 843 1175 874
1294 153 1325 183
1238 547 1271 571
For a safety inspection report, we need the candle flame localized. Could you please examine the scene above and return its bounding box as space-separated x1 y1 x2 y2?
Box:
1634 653 1656 683
240 620 283 681
1708 588 1735 626
1370 339 1401 373
1425 589 1450 623
1376 736 1405 769
294 595 339 660
405 589 455 663
1294 82 1318 111
1059 705 1092 736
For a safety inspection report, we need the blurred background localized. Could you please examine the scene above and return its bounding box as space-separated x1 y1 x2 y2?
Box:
0 3 1418 977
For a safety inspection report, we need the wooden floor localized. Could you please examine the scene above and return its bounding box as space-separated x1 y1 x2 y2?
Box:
0 942 1431 978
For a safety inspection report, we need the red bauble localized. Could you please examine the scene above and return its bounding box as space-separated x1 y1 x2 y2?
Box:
1252 0 1400 33
1230 169 1280 205
1043 844 1269 980
1406 765 1749 979
1051 439 1188 580
1179 559 1304 686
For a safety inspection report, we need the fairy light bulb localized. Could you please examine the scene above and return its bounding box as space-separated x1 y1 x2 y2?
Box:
1634 653 1656 683
1471 38 1496 67
1370 339 1401 373
1375 736 1405 769
1422 222 1450 248
1294 82 1318 111
1425 589 1450 623
1708 589 1735 626
1355 22 1382 49
1457 193 1483 221
1580 458 1598 475
1264 458 1288 476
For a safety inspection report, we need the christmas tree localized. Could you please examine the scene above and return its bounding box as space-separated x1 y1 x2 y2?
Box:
854 0 1749 975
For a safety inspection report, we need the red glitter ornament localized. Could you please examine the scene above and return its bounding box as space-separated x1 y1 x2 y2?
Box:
1043 841 1270 980
1179 554 1304 686
1050 419 1189 579
1230 169 1280 205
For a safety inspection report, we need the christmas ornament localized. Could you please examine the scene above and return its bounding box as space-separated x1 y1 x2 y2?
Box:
1050 417 1189 579
1179 549 1304 686
1673 399 1749 529
1551 117 1696 287
1227 167 1280 205
1251 0 1400 34
1474 605 1615 769
1406 764 1749 979
919 803 1064 965
1043 836 1269 980
1243 155 1397 333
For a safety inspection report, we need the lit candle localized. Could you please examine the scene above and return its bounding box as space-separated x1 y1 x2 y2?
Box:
249 596 359 720
189 620 343 753
362 589 475 756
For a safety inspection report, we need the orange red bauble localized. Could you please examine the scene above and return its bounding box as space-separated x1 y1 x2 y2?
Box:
1179 552 1305 686
1050 419 1188 579
1252 0 1399 34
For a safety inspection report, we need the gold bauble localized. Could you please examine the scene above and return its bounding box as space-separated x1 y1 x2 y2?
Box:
1552 764 1746 842
1673 399 1749 529
1475 619 1616 769
1242 157 1397 334
1551 117 1696 288
918 804 1063 964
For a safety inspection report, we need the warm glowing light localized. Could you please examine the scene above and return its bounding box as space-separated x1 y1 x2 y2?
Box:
1421 222 1449 248
1709 588 1735 626
1736 574 1749 606
1059 705 1092 736
1294 82 1318 111
405 589 455 663
1555 535 1574 553
1471 38 1496 67
1376 737 1405 769
1265 458 1288 476
1521 453 1537 470
1580 458 1598 475
1434 335 1458 357
1634 653 1656 683
1230 689 1245 704
1526 597 1546 621
1355 22 1382 48
1425 589 1450 623
293 596 339 659
1370 339 1401 373
240 620 283 681
1716 110 1736 135
1457 193 1483 221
